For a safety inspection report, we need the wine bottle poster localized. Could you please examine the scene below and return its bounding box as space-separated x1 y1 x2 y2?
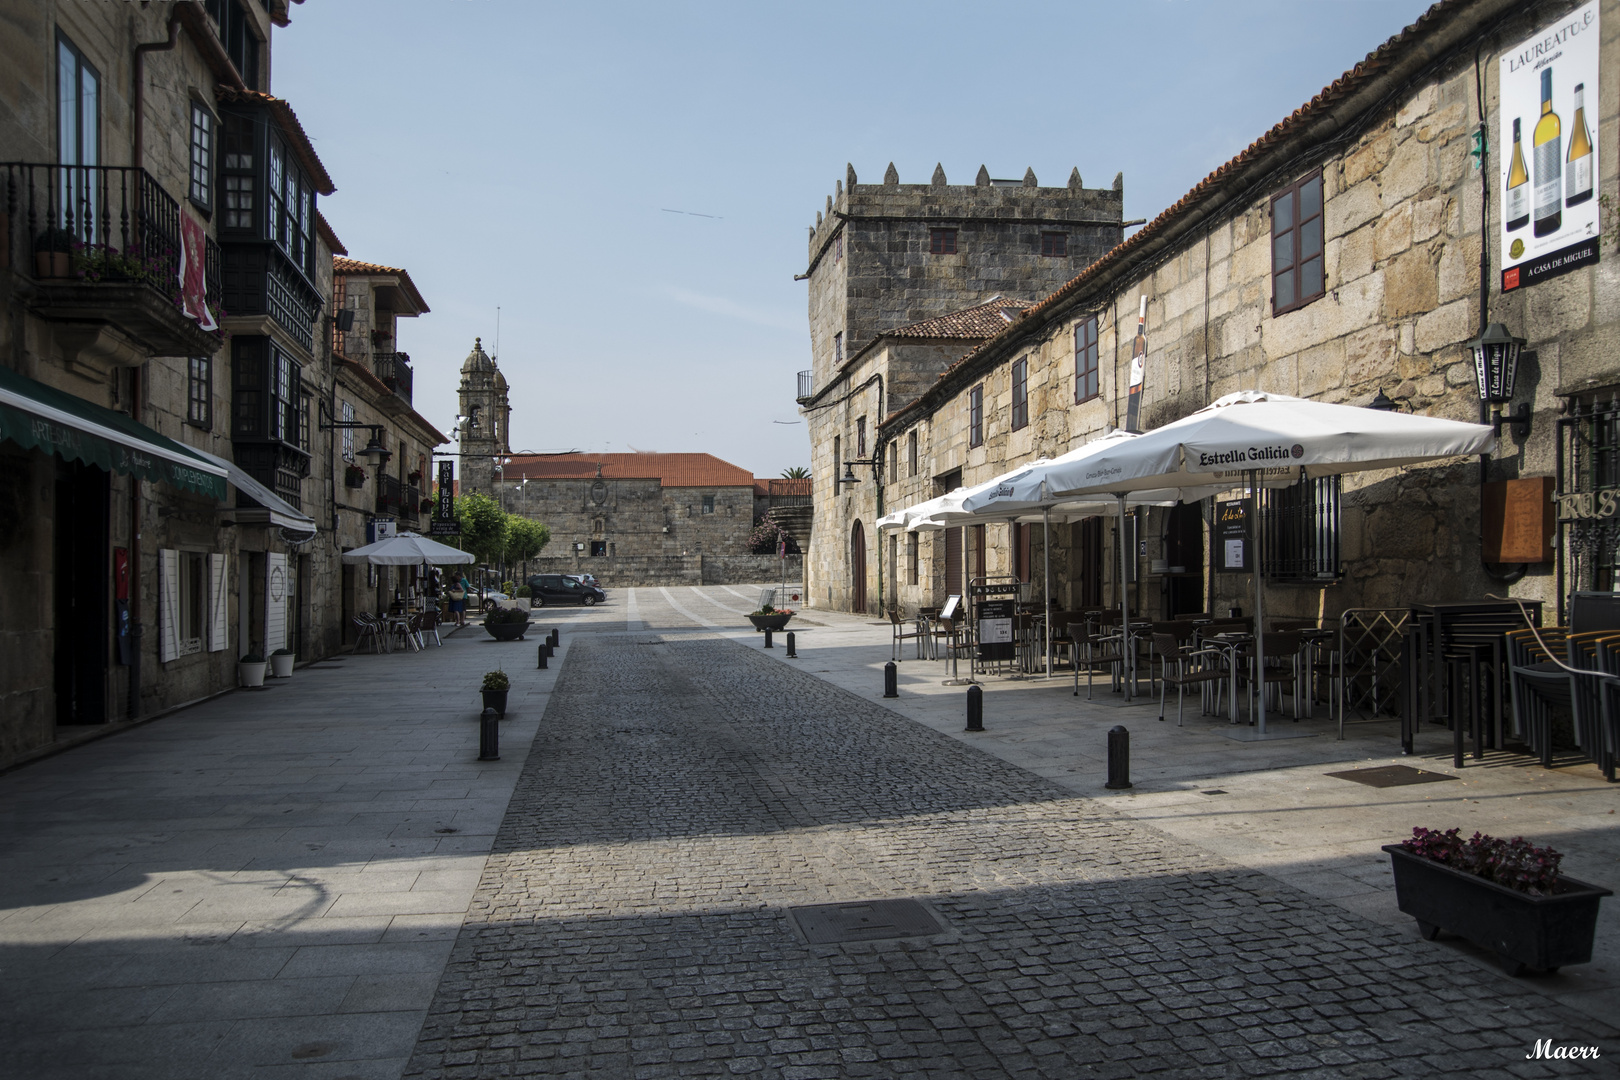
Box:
1498 0 1600 293
1124 295 1147 433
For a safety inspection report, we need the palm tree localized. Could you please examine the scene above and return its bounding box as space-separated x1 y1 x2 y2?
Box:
780 466 809 478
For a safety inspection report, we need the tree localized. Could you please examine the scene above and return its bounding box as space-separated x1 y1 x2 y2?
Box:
505 516 550 564
455 493 507 563
780 466 809 478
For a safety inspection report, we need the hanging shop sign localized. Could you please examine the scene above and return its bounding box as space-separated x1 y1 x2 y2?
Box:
432 459 460 536
1553 487 1620 521
1499 0 1601 292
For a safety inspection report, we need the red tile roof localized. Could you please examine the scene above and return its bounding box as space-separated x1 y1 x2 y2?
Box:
887 298 1036 340
504 452 756 489
332 257 429 314
315 211 346 256
215 87 335 194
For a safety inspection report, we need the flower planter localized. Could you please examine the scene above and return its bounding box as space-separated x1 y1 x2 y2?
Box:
269 652 295 678
1382 844 1612 975
481 688 508 717
237 660 267 688
485 619 530 642
748 613 793 632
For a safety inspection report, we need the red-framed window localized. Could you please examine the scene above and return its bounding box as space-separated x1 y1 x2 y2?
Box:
1271 170 1325 316
1074 316 1099 402
930 228 957 255
1011 358 1029 431
1040 232 1068 257
968 385 983 448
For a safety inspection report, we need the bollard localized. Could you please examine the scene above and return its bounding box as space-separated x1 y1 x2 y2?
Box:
1105 725 1132 789
883 661 898 698
537 644 547 669
478 707 500 761
965 684 984 731
764 628 774 649
785 631 797 658
549 629 559 647
543 640 554 659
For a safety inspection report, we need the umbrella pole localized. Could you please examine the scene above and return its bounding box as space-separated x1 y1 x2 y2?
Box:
1118 493 1131 701
1251 469 1266 735
1043 506 1052 679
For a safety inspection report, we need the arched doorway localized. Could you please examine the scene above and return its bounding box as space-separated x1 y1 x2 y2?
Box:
850 520 867 614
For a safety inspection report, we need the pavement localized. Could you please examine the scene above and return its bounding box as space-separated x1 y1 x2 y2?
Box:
0 584 1615 1078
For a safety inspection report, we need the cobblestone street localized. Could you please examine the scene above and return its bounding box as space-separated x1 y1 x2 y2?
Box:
404 616 1614 1078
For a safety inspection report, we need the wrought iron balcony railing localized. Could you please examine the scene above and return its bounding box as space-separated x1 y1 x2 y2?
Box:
3 162 222 310
796 369 814 403
374 351 413 405
376 474 420 525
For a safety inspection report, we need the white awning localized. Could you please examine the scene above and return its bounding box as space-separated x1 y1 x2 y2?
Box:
191 447 318 535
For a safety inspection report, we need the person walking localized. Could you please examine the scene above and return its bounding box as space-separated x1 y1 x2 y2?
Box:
447 573 467 628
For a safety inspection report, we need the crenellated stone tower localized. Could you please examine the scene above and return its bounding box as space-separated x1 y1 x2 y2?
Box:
456 337 511 494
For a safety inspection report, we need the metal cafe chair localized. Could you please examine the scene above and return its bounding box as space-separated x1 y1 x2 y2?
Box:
888 607 928 662
1151 632 1230 725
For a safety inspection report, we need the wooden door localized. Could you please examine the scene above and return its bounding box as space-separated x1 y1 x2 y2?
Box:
850 521 867 614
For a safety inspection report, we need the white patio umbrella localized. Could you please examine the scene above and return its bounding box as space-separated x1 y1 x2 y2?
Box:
340 531 477 566
1042 391 1496 731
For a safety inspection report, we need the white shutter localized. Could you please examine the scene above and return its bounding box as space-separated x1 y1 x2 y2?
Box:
158 549 180 663
264 552 287 654
206 553 227 653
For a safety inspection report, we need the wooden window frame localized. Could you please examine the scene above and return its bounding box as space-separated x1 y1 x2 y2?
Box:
968 385 983 448
1040 232 1068 257
929 228 957 255
1010 358 1029 431
189 100 215 211
907 531 919 586
1074 316 1100 403
187 356 212 430
907 429 917 477
856 416 866 458
1270 170 1326 317
833 331 843 364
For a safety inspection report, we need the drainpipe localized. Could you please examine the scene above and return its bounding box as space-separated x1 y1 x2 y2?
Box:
133 9 183 173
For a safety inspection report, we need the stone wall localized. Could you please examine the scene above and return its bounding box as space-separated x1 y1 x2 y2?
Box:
504 479 754 561
526 554 802 589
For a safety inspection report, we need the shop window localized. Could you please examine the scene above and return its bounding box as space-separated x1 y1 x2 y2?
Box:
1261 475 1341 582
1271 170 1325 316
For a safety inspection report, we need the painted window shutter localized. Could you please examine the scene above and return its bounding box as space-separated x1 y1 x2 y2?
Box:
264 552 287 654
207 553 227 652
158 549 180 663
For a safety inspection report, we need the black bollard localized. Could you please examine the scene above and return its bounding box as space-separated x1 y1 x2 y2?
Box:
965 684 984 731
478 707 500 761
1105 725 1132 789
549 629 559 647
537 644 547 669
543 640 554 659
883 661 898 698
785 631 797 658
764 628 774 649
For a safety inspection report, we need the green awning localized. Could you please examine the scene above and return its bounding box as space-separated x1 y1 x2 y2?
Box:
0 365 229 500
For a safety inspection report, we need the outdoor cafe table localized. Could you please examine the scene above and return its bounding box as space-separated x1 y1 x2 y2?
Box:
1404 599 1542 761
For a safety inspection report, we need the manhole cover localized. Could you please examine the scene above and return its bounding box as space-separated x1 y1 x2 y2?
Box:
1325 765 1459 788
789 900 943 944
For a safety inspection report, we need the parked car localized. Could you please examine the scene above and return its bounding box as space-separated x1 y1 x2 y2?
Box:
526 574 605 607
479 589 510 613
564 573 602 590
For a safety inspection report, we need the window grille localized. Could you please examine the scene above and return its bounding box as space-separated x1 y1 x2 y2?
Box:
1261 474 1341 582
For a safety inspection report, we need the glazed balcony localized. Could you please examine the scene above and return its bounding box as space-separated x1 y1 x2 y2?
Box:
374 351 413 406
2 162 224 359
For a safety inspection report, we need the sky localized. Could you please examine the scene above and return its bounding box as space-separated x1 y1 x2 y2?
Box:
272 0 1436 480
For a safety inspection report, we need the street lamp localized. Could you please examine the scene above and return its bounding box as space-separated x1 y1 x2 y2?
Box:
1467 322 1530 438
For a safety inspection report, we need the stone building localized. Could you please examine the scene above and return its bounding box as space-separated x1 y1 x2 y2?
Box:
797 162 1125 611
455 338 511 496
503 452 800 587
807 0 1619 629
0 0 442 767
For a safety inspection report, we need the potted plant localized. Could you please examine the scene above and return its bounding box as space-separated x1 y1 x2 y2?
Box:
483 604 531 642
420 497 434 512
747 603 794 632
269 647 295 678
1383 827 1613 975
481 669 509 717
344 465 368 489
34 227 74 279
237 652 267 688
407 470 422 485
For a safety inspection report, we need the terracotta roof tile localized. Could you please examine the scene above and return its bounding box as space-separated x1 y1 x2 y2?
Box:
503 452 756 489
332 257 429 314
315 211 346 256
887 298 1036 340
215 87 335 194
